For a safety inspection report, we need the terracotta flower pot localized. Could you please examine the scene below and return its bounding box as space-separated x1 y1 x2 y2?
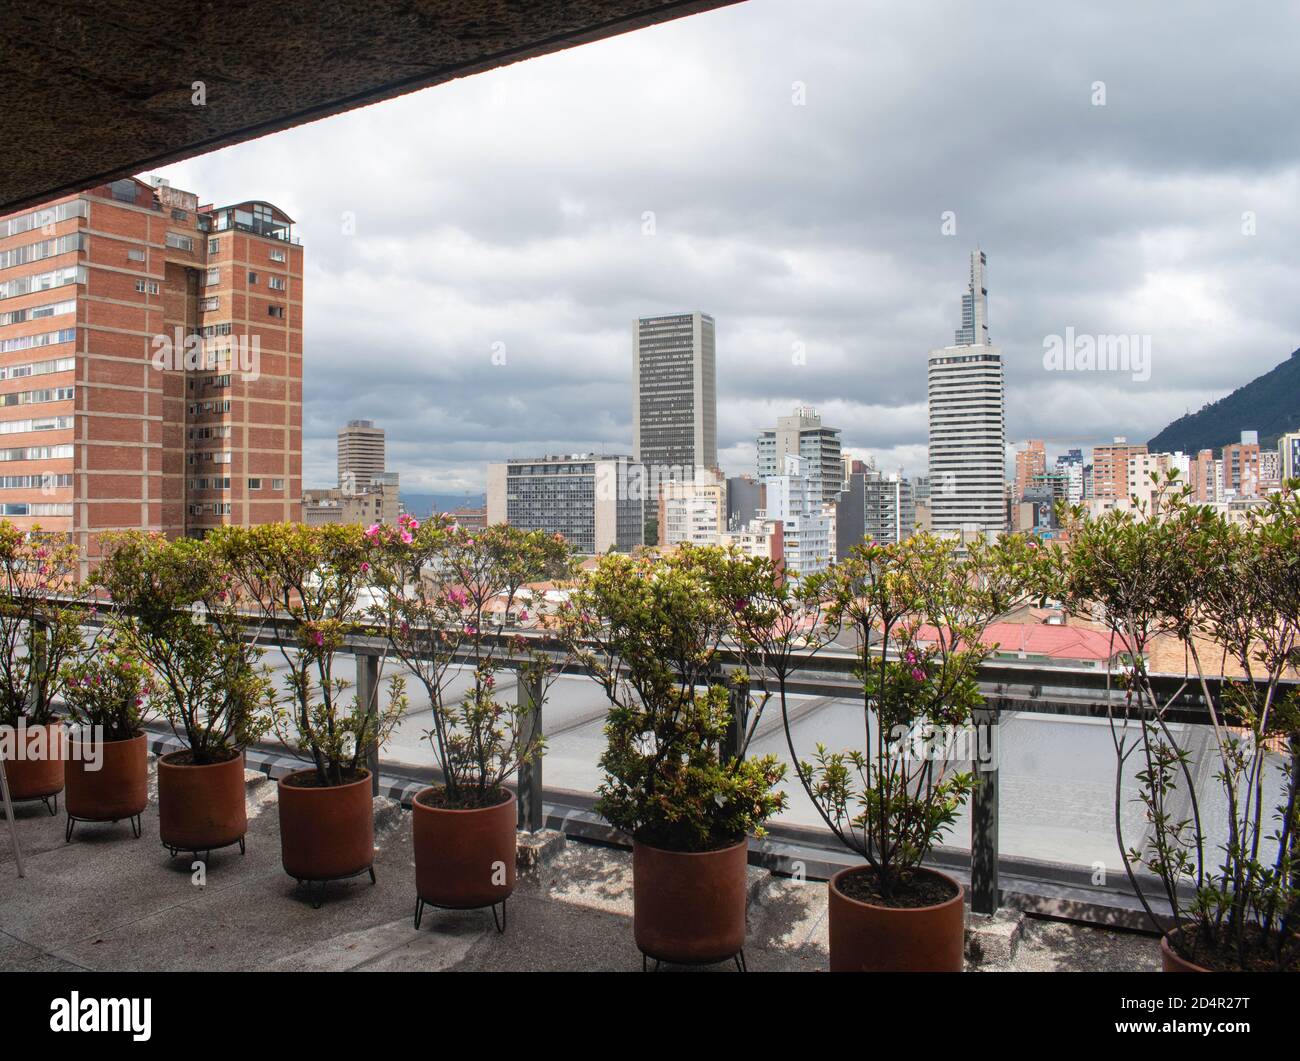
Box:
1 722 64 805
413 788 517 913
278 769 374 884
632 837 749 965
157 750 247 855
828 865 966 972
1160 932 1210 972
65 733 148 836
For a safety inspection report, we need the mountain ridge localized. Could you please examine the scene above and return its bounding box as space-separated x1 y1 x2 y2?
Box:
1147 347 1300 453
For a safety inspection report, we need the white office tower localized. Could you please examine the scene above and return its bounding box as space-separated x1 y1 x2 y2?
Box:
763 454 831 577
928 250 1007 536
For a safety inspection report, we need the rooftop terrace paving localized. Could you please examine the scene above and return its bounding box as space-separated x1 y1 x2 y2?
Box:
0 756 1160 973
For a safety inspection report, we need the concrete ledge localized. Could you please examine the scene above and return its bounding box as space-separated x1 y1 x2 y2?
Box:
965 908 1024 966
517 828 566 873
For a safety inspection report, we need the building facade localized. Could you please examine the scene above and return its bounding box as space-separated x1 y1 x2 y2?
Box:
756 405 842 504
631 312 717 538
486 453 642 554
337 419 386 491
0 176 303 562
763 454 831 577
928 252 1006 535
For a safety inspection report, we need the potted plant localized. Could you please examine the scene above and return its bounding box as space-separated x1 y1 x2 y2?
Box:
1050 476 1299 972
565 546 788 969
794 533 1036 971
95 532 272 860
60 641 156 842
217 522 404 907
0 522 86 813
371 516 573 931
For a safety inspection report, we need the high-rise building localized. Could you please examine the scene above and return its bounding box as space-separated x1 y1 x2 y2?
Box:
1279 432 1300 483
485 453 642 554
1090 437 1146 502
632 312 717 538
1222 431 1261 497
756 405 842 504
763 454 831 577
725 474 765 530
1055 449 1085 505
927 251 1006 535
1013 440 1047 501
864 471 915 545
0 176 303 563
337 419 386 491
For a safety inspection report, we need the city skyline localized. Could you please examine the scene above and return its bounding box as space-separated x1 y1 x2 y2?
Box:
134 0 1300 495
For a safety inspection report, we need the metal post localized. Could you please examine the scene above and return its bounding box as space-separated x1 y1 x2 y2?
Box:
724 676 750 764
969 701 1000 915
517 668 544 833
356 653 380 796
0 756 23 878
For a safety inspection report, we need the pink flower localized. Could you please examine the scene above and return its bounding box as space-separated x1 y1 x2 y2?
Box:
518 609 529 622
364 524 381 539
911 667 925 682
313 630 324 647
360 562 370 573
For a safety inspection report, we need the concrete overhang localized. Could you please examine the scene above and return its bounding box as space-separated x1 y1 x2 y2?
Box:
0 0 742 216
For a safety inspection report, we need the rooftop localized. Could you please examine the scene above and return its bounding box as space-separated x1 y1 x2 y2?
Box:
0 750 1158 973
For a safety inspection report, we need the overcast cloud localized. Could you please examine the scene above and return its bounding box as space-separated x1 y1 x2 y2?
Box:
146 0 1300 494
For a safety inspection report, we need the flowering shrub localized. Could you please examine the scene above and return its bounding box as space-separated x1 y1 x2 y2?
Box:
369 515 573 808
0 521 87 728
1047 476 1299 971
60 644 156 742
563 546 788 852
95 532 272 764
797 532 1037 903
214 522 404 787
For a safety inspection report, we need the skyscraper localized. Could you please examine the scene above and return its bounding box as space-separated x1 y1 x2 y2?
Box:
927 251 1006 535
632 312 717 539
0 176 303 563
337 419 386 491
756 404 842 504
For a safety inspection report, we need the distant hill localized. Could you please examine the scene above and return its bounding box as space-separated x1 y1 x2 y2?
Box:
1148 347 1300 454
400 492 485 518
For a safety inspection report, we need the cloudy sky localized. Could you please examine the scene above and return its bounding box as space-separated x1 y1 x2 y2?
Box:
147 0 1300 495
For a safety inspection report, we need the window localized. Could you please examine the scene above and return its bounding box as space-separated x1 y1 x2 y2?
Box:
171 208 188 222
272 479 284 491
268 305 284 319
165 232 194 252
205 268 220 286
134 279 160 295
208 239 220 254
269 249 286 262
247 271 258 284
268 276 286 291
127 248 145 262
199 296 219 312
248 478 262 490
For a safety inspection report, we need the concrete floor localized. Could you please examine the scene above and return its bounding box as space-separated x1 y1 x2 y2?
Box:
0 759 1160 973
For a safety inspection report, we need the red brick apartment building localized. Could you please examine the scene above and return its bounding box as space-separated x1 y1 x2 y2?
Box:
0 176 302 565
